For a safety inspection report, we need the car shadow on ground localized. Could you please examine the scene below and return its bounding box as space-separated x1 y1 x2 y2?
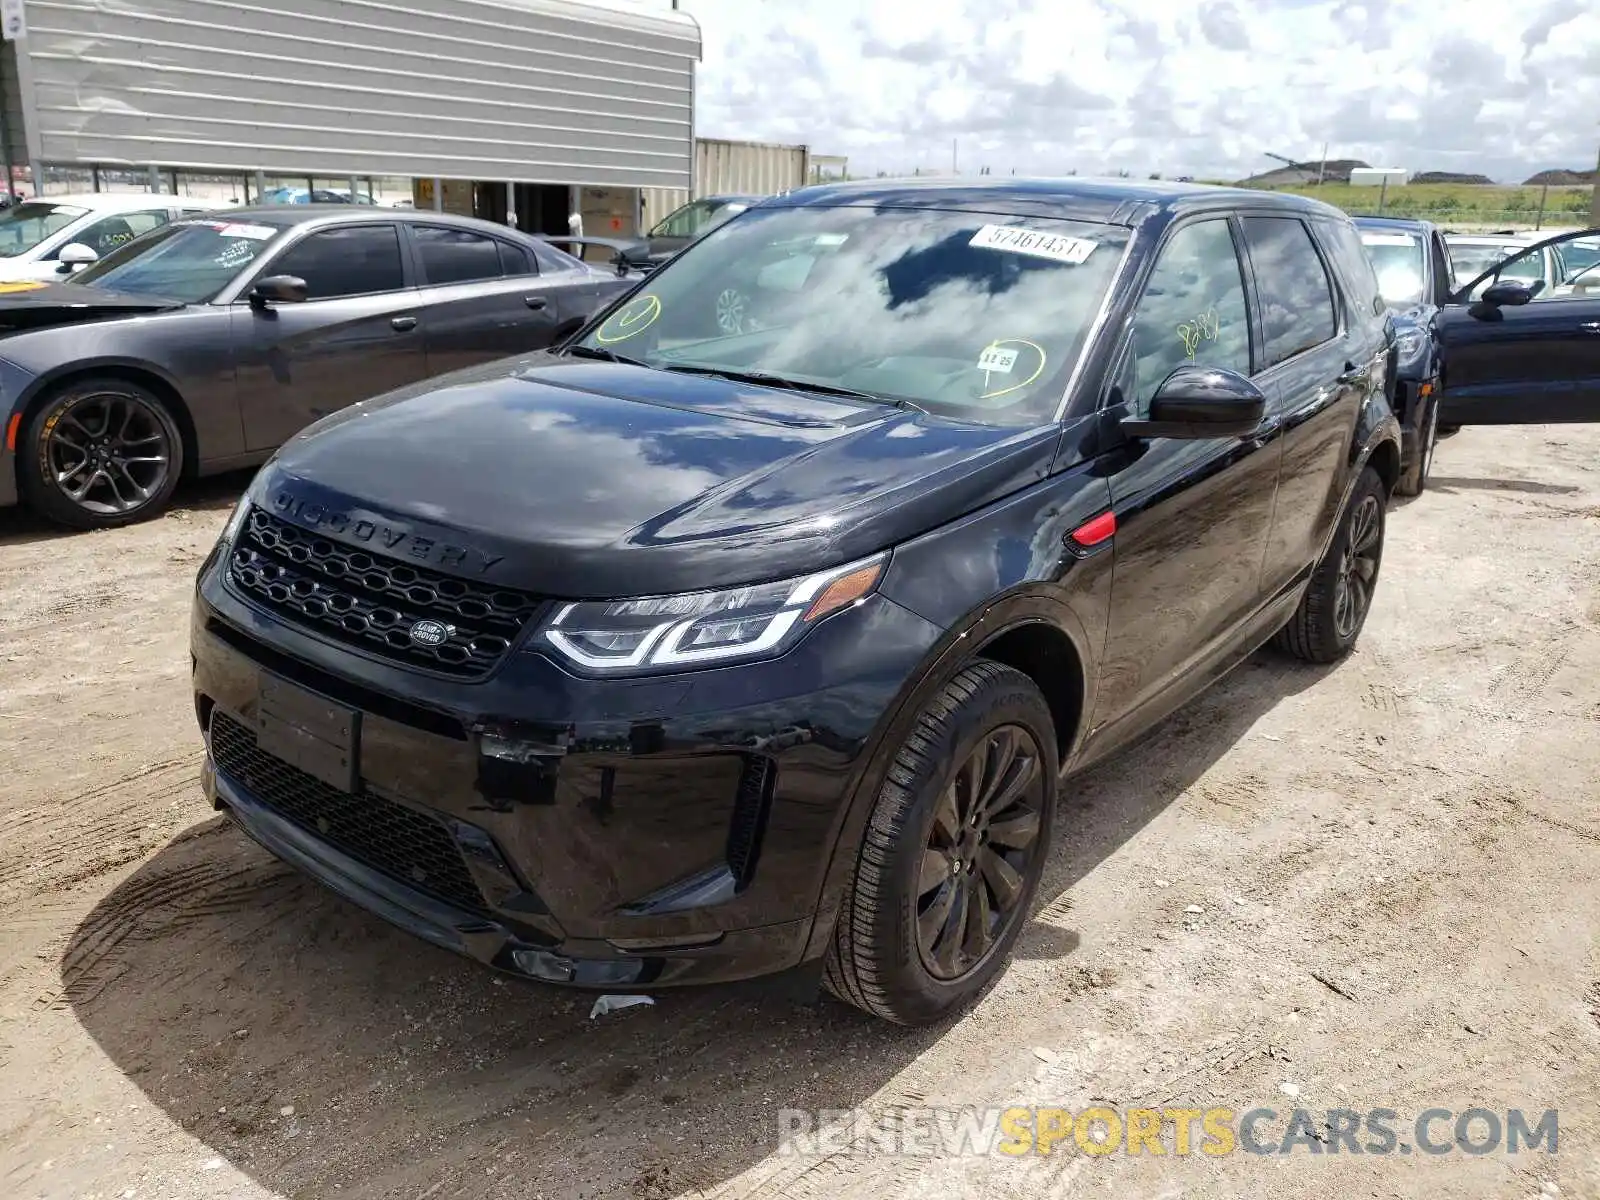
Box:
0 468 255 548
1427 474 1582 496
62 649 1330 1198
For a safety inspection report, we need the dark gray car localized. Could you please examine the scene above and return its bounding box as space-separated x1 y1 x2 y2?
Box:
0 206 639 529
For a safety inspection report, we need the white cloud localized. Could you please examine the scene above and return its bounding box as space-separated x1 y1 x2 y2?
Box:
680 0 1600 182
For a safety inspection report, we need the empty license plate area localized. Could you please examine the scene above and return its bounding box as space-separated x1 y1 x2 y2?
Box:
255 671 361 793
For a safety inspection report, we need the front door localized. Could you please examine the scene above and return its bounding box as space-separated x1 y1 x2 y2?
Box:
1437 227 1600 426
404 223 562 374
1089 215 1284 740
233 222 431 451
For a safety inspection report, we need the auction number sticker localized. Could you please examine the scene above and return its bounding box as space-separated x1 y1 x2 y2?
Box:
970 224 1097 265
218 223 277 241
1360 233 1416 247
977 345 1019 374
595 293 662 344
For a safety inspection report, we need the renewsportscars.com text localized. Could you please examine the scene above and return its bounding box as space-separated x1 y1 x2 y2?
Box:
776 1105 1559 1158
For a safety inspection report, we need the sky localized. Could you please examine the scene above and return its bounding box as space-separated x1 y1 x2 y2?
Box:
669 0 1600 183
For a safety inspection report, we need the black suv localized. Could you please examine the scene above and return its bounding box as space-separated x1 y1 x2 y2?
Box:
191 180 1402 1025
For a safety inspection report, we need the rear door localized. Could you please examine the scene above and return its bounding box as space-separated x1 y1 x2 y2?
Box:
1436 228 1600 425
404 223 561 374
232 221 430 450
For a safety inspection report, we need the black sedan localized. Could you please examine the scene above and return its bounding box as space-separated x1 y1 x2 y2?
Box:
0 207 639 529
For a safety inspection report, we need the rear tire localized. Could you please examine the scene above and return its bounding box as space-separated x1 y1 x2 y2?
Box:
20 377 184 530
823 661 1057 1026
1272 466 1387 664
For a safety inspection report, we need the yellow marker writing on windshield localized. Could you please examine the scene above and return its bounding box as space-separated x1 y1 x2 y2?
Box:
0 281 49 294
979 338 1046 400
595 294 662 344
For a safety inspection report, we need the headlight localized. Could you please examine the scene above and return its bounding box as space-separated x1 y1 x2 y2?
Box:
218 495 252 549
539 555 887 675
1395 324 1428 366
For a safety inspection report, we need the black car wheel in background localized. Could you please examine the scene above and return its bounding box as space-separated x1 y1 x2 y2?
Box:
21 376 184 528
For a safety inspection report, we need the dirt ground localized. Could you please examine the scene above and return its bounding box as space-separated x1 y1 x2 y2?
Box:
2 423 1598 1200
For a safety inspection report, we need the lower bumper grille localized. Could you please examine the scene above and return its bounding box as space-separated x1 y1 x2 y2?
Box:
209 711 492 918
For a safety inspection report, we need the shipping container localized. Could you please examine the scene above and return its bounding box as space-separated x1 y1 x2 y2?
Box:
694 138 810 198
637 138 809 233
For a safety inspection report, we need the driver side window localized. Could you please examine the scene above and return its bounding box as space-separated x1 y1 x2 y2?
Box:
1126 219 1252 415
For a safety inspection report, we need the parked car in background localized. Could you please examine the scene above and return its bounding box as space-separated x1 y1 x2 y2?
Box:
617 193 764 270
260 186 377 205
1443 231 1557 299
1434 226 1600 430
0 193 214 282
1353 216 1455 493
190 179 1401 1026
0 207 640 529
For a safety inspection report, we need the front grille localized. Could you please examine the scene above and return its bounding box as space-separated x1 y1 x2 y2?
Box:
228 509 542 679
210 711 492 917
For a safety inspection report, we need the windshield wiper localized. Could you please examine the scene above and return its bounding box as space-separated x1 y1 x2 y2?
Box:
659 364 927 412
565 344 650 367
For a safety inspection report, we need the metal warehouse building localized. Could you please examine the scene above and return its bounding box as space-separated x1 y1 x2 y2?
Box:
0 0 703 236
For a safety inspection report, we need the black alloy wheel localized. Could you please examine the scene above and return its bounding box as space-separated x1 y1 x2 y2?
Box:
1333 493 1383 640
1272 465 1387 664
22 378 185 529
916 724 1045 981
824 660 1058 1025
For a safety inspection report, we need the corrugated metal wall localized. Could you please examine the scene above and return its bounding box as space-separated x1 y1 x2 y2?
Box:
638 138 810 230
694 138 809 197
13 0 700 187
0 41 26 180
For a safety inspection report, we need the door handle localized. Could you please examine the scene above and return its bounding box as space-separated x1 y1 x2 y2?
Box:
1337 363 1368 386
523 296 548 310
391 315 418 331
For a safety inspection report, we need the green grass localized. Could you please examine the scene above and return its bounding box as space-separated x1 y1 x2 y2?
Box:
1242 181 1595 226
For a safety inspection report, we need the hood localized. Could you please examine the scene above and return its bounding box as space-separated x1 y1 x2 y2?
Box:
257 355 1059 598
0 279 184 332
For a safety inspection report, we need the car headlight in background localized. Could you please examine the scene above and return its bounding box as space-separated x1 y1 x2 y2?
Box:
1394 323 1429 370
540 554 887 674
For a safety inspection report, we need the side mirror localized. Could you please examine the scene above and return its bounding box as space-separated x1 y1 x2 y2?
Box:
56 242 98 272
249 275 309 307
1121 364 1266 440
1479 279 1533 307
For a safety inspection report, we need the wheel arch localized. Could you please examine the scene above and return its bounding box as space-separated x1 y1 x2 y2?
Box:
13 360 199 486
799 587 1098 963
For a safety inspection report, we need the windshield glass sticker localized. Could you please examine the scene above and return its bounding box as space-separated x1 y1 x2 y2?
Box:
218 223 277 241
978 338 1045 400
595 294 661 344
1361 233 1416 247
1178 308 1220 359
814 233 849 247
970 224 1097 266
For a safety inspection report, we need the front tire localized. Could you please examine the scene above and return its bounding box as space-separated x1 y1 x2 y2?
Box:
1395 392 1438 497
19 378 184 530
1273 465 1386 664
823 661 1057 1026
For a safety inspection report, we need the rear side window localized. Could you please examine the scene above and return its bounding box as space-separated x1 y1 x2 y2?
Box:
498 241 536 276
414 226 503 285
271 225 405 299
1242 216 1338 367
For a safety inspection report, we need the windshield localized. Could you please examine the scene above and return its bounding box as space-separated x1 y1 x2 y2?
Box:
1358 230 1425 306
1557 238 1600 281
649 198 747 240
574 204 1131 424
0 201 89 258
1446 241 1543 296
73 219 285 302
